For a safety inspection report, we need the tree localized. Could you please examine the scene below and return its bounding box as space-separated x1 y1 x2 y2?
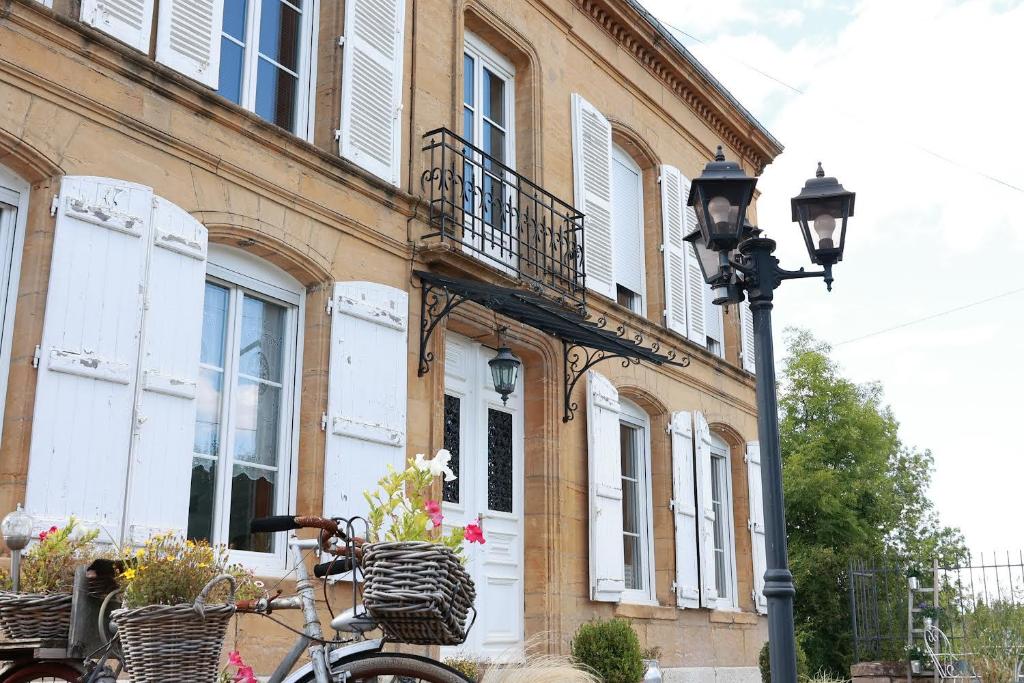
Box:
779 330 966 676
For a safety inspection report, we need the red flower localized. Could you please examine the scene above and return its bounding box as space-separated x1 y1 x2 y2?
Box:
38 526 58 541
424 500 443 528
464 519 485 545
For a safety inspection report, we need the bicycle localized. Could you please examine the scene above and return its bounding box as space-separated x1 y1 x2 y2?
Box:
6 515 472 683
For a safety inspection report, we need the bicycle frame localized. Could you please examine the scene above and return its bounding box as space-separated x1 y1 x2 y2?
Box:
266 535 385 683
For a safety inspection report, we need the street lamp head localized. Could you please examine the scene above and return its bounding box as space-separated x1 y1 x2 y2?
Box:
687 145 758 251
791 162 855 266
683 228 729 286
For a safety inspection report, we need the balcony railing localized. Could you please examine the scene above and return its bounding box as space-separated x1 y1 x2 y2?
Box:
420 128 587 312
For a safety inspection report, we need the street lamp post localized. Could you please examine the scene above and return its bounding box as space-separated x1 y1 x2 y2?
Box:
686 148 856 683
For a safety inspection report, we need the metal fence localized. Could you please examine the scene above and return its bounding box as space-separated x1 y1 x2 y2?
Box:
850 552 1024 664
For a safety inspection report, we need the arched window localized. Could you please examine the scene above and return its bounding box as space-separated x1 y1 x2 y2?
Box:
708 431 738 606
619 397 656 603
0 165 28 438
189 244 303 570
611 145 646 313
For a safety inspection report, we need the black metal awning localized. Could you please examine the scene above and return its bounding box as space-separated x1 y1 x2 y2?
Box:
415 271 690 422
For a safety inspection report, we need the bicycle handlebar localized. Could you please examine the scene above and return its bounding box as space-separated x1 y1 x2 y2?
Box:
312 558 354 578
250 515 345 538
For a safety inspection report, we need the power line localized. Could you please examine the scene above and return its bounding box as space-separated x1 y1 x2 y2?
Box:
660 21 1024 195
834 286 1024 346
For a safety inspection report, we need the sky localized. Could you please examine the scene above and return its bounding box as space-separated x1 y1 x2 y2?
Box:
638 0 1024 556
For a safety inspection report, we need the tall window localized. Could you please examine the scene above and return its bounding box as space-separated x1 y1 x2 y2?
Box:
619 399 655 603
218 0 313 135
0 166 27 445
709 434 737 605
189 251 300 567
462 33 515 255
612 146 645 314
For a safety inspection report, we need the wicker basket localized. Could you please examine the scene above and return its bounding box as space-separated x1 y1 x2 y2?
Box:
0 591 73 640
361 541 476 645
110 574 235 683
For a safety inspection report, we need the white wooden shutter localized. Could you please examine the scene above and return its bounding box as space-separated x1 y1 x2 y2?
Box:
123 197 208 544
693 411 719 608
740 301 756 373
680 171 706 345
322 282 408 522
587 370 624 602
339 0 407 186
155 0 224 88
572 94 615 300
660 165 687 336
25 177 152 542
746 441 767 614
670 411 700 608
80 0 156 52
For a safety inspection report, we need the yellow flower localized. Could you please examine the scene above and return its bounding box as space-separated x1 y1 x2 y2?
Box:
121 568 136 581
135 548 145 558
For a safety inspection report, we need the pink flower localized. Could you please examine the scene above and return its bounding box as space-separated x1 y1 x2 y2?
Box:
424 500 443 527
234 665 257 683
464 519 485 545
38 526 58 541
228 651 244 667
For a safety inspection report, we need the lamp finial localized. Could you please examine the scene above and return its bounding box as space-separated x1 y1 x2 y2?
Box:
816 162 825 178
715 145 725 162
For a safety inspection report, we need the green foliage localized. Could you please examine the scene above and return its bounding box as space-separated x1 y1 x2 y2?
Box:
960 600 1024 683
443 657 481 680
362 451 468 559
570 618 646 683
779 330 967 676
20 518 99 594
758 639 809 683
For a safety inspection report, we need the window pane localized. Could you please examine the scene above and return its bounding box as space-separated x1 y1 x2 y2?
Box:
195 368 224 457
483 121 505 166
463 106 474 144
218 38 245 105
229 465 277 552
187 458 217 543
486 409 513 513
463 53 474 106
623 534 641 591
258 0 301 71
442 394 461 504
711 455 729 598
622 478 638 535
255 58 298 131
482 68 505 126
238 295 285 382
234 379 281 466
619 424 637 479
222 0 247 40
201 282 230 366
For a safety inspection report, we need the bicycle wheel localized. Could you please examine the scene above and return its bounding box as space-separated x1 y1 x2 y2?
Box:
300 652 471 682
0 662 83 682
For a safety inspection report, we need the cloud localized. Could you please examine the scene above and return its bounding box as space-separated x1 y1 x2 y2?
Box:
640 0 1024 552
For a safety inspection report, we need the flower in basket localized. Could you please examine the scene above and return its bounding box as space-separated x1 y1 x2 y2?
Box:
363 449 485 558
19 517 99 594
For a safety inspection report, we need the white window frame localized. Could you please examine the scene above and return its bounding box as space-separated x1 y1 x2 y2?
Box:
619 398 657 605
0 166 28 446
463 32 516 167
611 145 646 315
196 245 304 575
709 433 739 609
219 0 319 141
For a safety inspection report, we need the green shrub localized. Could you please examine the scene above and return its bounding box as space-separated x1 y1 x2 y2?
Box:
571 618 645 683
759 640 809 683
443 657 481 680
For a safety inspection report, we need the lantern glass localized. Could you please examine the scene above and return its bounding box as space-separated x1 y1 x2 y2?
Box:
684 229 728 285
791 163 855 266
1 505 33 551
488 347 521 405
687 146 757 250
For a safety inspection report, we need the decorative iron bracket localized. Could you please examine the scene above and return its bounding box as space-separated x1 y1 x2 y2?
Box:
562 317 691 423
418 280 469 376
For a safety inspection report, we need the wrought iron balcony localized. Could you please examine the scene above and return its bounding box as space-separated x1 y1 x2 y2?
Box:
420 128 587 312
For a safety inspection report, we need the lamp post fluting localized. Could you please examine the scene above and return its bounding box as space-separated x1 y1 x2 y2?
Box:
686 148 856 683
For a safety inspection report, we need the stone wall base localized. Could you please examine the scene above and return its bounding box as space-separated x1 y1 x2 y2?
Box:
663 666 761 683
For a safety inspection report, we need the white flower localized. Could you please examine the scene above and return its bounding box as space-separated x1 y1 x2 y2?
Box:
413 452 430 472
413 449 457 482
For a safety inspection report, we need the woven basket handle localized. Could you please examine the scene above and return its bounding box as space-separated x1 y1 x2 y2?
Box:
193 574 236 617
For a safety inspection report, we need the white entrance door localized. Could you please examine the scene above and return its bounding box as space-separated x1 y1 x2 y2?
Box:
442 334 524 660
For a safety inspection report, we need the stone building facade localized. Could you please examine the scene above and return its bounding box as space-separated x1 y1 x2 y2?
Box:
0 0 782 678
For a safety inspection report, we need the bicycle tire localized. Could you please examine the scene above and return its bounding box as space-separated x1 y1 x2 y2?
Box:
0 662 83 683
297 651 471 682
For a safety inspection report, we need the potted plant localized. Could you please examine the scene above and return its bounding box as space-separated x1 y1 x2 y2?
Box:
0 518 98 640
360 449 484 645
112 534 264 681
642 646 663 682
907 566 925 591
907 644 926 674
919 605 942 630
